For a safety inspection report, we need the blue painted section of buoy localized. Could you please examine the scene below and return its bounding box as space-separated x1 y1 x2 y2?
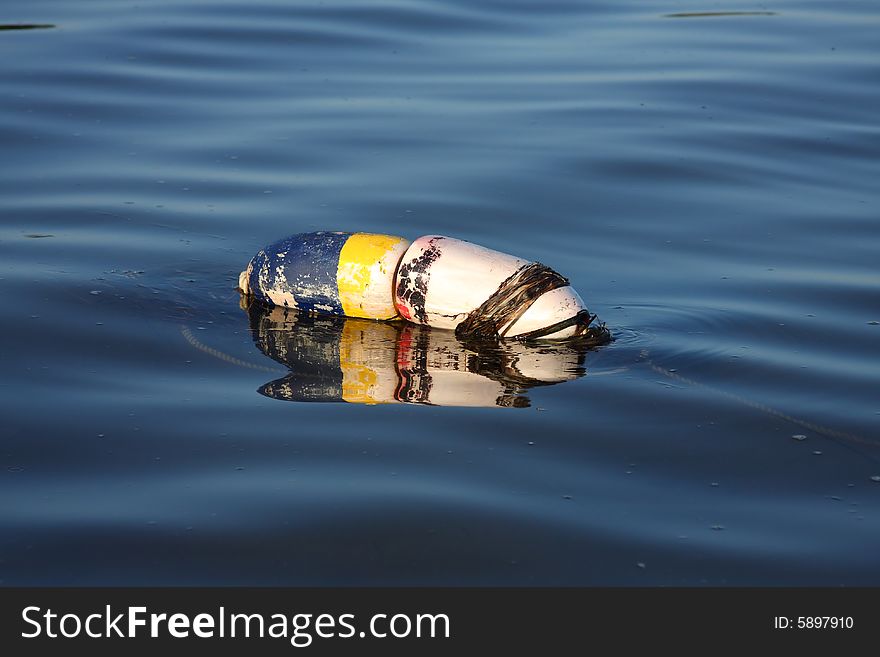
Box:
247 231 348 314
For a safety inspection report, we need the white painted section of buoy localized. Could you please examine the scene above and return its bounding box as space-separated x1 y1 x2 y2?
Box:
510 286 586 339
394 235 588 340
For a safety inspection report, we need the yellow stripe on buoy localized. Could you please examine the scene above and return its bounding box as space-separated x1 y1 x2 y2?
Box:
337 233 410 320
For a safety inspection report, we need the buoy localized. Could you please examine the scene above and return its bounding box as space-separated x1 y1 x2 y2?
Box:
246 303 589 408
240 231 608 343
238 231 410 320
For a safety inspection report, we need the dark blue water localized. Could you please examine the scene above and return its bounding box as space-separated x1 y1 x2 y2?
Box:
1 0 878 585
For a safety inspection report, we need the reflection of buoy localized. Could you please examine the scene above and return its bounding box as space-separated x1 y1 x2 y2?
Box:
241 231 608 343
246 303 588 408
239 231 410 320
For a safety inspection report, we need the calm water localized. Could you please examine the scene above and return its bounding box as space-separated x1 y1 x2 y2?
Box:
1 0 878 586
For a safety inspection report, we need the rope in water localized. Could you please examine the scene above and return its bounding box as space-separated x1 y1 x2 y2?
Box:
639 349 880 449
180 325 284 374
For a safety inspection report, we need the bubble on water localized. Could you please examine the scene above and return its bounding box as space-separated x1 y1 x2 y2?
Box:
870 475 880 483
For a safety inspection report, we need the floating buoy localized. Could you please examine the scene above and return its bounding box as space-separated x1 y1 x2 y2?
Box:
238 231 410 320
240 231 608 343
246 303 589 408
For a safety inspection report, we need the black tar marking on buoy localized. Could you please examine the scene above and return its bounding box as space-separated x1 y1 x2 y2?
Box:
395 237 443 324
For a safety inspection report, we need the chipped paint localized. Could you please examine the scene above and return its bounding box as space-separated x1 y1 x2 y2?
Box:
240 231 408 320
